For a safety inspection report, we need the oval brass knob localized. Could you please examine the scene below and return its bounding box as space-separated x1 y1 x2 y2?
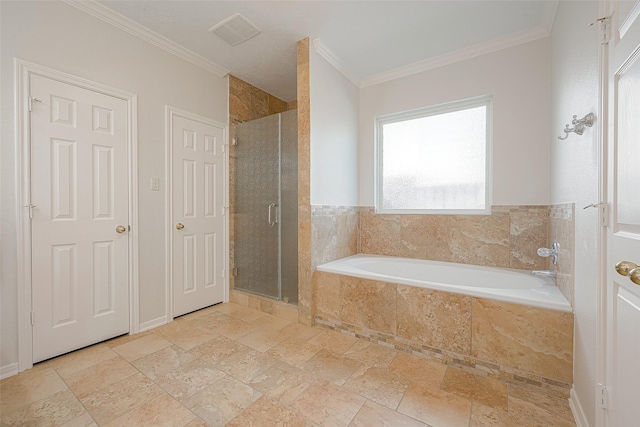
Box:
615 261 638 276
176 223 185 230
116 225 126 234
629 268 640 285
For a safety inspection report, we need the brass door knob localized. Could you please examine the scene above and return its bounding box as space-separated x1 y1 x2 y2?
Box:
629 268 640 285
116 225 126 234
615 261 638 276
176 223 185 230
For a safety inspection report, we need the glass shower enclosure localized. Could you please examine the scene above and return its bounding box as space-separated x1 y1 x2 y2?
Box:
233 110 298 303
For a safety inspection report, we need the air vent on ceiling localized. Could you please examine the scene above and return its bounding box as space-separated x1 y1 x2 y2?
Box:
209 13 261 47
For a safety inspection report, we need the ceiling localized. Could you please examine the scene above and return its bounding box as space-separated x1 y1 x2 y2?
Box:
94 0 558 101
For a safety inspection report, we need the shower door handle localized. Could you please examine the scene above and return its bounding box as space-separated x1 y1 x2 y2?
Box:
268 203 278 226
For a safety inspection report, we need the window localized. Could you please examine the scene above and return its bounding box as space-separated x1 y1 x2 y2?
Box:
375 96 491 214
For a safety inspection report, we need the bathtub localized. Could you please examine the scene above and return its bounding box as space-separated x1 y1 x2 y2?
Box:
316 254 572 312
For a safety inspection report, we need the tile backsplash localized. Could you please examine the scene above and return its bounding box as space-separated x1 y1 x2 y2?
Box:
358 206 550 271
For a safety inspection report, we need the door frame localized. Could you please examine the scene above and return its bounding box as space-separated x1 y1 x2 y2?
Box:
15 59 139 372
164 106 229 322
595 2 610 426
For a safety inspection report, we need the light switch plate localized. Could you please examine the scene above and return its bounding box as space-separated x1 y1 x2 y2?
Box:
150 177 160 191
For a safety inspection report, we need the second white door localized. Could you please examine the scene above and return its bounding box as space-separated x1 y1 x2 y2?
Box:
171 112 226 316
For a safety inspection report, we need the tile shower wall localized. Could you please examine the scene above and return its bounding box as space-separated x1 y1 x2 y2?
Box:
549 203 575 306
359 205 550 271
228 75 291 290
297 38 313 325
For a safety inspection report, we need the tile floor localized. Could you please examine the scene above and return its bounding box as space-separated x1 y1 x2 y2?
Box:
0 302 577 426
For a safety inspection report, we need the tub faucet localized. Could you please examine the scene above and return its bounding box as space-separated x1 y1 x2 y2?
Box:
537 241 559 265
531 269 556 278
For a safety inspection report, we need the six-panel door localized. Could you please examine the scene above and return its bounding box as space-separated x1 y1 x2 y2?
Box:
30 74 130 362
172 114 225 316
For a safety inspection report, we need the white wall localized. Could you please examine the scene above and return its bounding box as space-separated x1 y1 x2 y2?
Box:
309 45 359 206
550 2 600 425
359 38 552 207
1 1 228 370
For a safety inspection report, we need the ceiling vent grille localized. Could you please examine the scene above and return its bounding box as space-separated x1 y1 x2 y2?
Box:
209 13 261 47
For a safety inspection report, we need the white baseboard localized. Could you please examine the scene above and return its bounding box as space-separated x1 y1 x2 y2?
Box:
138 316 167 332
0 363 19 380
569 388 590 427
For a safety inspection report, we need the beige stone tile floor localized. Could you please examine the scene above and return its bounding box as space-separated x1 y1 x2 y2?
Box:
0 302 577 427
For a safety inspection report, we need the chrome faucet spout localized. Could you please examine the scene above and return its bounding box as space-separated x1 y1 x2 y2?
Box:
531 270 556 278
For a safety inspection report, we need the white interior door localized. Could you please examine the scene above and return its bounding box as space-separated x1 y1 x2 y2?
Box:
605 1 640 425
30 74 130 363
171 113 225 317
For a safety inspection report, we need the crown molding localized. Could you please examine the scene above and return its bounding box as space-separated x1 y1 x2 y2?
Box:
360 25 551 88
62 0 229 78
543 0 560 34
312 38 361 87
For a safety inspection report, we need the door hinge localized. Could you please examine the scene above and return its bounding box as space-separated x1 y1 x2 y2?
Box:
232 138 238 146
30 311 35 326
583 202 609 227
28 96 41 112
597 383 609 409
232 267 238 277
599 203 609 227
24 204 36 219
598 16 611 44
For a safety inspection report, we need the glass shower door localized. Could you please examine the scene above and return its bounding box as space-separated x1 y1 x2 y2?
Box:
234 115 281 299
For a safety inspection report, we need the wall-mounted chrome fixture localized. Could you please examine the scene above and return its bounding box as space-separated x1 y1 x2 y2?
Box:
558 113 595 140
537 241 559 265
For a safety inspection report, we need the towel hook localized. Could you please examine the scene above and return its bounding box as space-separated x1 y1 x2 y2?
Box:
558 113 595 140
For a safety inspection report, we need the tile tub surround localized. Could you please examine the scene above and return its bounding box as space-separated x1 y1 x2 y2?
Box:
549 203 575 306
359 205 550 270
311 205 359 269
313 271 574 396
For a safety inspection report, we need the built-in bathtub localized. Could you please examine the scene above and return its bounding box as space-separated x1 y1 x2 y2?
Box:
317 254 572 312
314 254 574 396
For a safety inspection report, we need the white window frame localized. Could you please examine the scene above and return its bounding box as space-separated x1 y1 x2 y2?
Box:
375 95 493 215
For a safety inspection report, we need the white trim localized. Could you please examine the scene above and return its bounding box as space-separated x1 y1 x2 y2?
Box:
128 97 140 335
15 59 139 371
596 2 611 427
312 39 361 87
16 59 33 373
619 1 640 39
0 363 19 380
361 25 550 88
224 81 231 304
165 106 229 322
138 316 167 333
62 0 229 78
542 0 561 34
570 388 592 427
